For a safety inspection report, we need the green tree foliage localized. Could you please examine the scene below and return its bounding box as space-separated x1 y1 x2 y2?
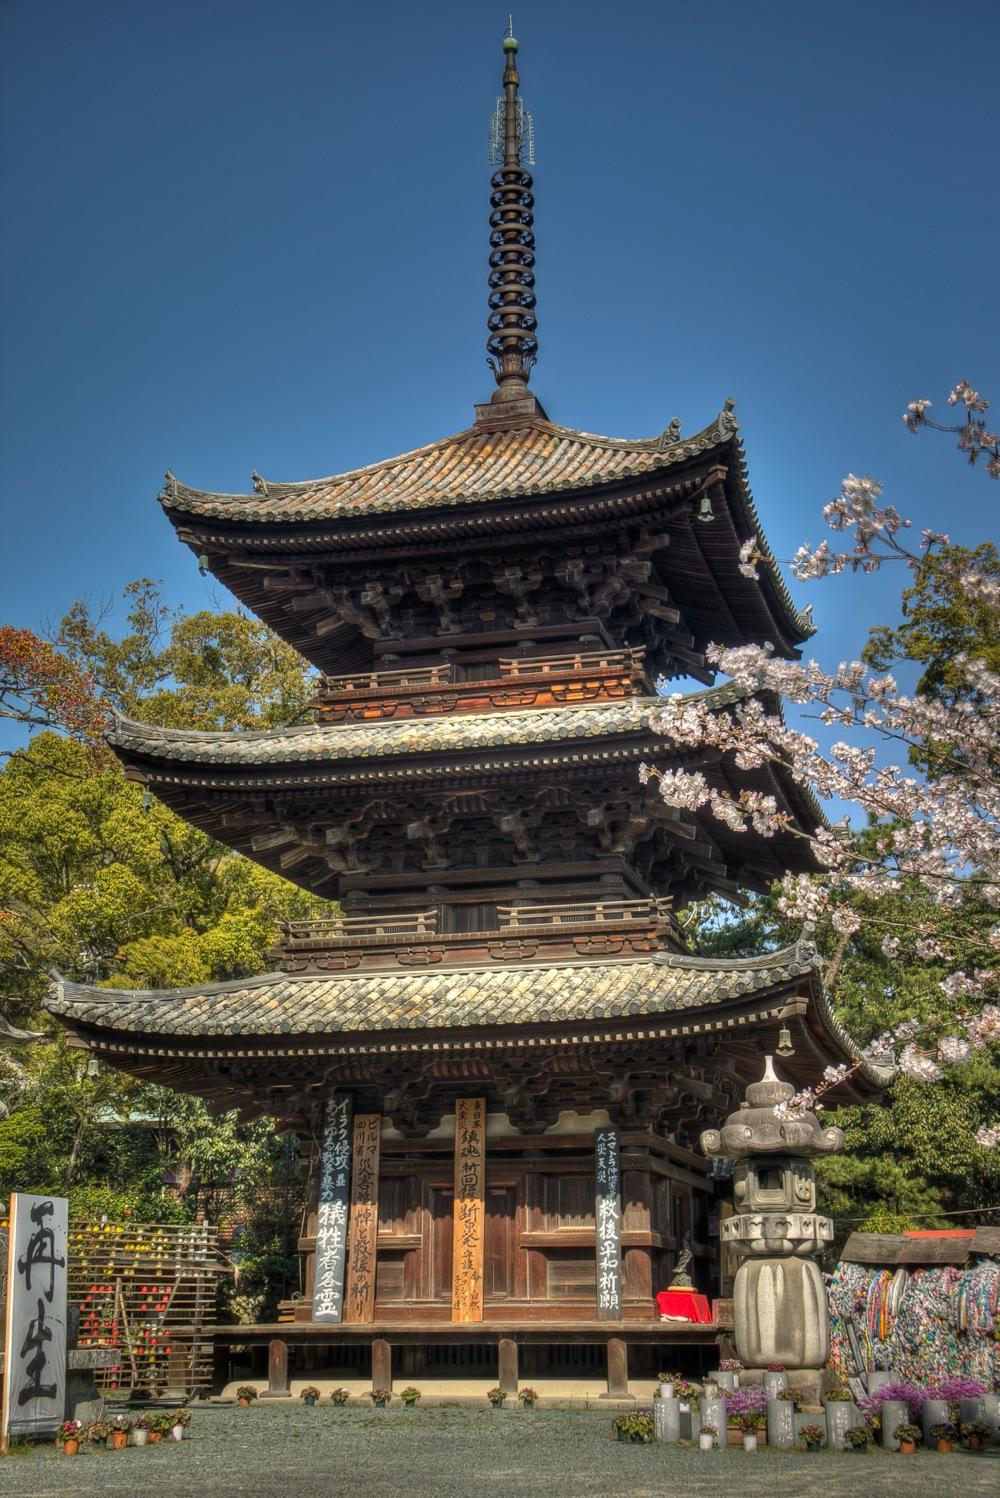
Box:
696 887 1000 1234
863 541 1000 706
0 582 324 1232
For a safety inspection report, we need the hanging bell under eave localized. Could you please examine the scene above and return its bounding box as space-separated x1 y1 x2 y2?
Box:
697 493 715 523
776 1024 796 1058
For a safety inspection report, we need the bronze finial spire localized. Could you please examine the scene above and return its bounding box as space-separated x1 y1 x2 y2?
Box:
485 25 538 403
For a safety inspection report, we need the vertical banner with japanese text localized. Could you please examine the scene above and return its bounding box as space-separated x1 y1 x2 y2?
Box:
594 1127 622 1320
312 1097 352 1322
345 1113 381 1323
451 1098 486 1323
2 1193 68 1447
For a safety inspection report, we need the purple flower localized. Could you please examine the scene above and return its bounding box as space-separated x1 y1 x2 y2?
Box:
927 1377 988 1402
724 1387 769 1416
857 1381 925 1421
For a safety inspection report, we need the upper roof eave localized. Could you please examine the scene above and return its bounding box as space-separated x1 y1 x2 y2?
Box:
160 405 813 649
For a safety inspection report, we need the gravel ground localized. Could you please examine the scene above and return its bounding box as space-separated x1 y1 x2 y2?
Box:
1 1405 997 1498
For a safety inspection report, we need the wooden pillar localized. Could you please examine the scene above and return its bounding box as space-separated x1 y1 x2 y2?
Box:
451 1098 487 1322
605 1337 630 1399
498 1337 518 1395
372 1338 392 1393
267 1338 289 1396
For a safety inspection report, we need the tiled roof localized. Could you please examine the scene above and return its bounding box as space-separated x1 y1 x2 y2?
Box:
48 940 822 1040
161 411 739 524
106 683 769 773
108 695 655 768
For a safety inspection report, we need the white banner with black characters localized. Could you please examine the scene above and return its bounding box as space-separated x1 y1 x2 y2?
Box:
2 1194 68 1444
594 1127 622 1320
312 1097 352 1322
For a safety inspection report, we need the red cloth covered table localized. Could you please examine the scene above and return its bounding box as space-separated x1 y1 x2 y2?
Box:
656 1289 713 1323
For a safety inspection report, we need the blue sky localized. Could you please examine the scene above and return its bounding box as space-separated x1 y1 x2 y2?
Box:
1 0 997 736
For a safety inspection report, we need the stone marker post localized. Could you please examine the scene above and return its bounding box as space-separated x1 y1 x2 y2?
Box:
701 1056 843 1408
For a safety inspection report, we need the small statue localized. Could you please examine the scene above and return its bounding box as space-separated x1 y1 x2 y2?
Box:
668 1240 694 1290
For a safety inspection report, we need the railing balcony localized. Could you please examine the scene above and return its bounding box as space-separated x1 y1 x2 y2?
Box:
496 898 672 931
320 664 453 693
496 647 644 678
281 910 439 946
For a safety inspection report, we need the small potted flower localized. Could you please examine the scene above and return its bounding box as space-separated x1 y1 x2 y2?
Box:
86 1418 112 1448
518 1387 538 1409
57 1419 83 1455
674 1377 700 1413
846 1426 870 1453
300 1385 321 1407
699 1422 717 1451
894 1421 922 1454
612 1412 655 1444
777 1385 803 1408
236 1385 258 1409
134 1411 155 1446
800 1424 826 1453
738 1410 766 1452
961 1418 991 1451
170 1407 191 1440
824 1386 852 1402
929 1420 958 1453
111 1415 132 1450
400 1386 421 1408
487 1386 507 1409
370 1386 391 1408
329 1387 350 1407
146 1414 166 1445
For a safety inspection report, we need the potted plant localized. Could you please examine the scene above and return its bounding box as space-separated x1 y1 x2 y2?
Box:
699 1423 717 1451
846 1426 870 1453
738 1411 766 1451
487 1386 507 1409
720 1357 742 1389
800 1424 826 1453
400 1387 422 1408
301 1386 321 1407
777 1385 804 1408
329 1387 350 1406
146 1416 165 1445
894 1421 922 1454
763 1361 787 1396
134 1412 155 1446
170 1407 191 1440
674 1377 699 1413
824 1386 852 1402
87 1418 112 1448
518 1387 538 1409
929 1421 958 1453
961 1418 991 1451
370 1386 391 1408
57 1419 83 1455
236 1385 258 1409
612 1413 655 1444
111 1415 132 1450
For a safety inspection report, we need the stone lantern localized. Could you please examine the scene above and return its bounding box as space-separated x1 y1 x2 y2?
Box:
701 1056 842 1398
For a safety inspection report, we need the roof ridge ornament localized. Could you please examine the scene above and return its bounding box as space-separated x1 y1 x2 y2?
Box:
478 26 546 430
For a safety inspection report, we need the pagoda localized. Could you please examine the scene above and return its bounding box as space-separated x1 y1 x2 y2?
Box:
47 33 887 1397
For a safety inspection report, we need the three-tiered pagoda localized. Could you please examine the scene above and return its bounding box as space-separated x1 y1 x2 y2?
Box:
48 33 886 1396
